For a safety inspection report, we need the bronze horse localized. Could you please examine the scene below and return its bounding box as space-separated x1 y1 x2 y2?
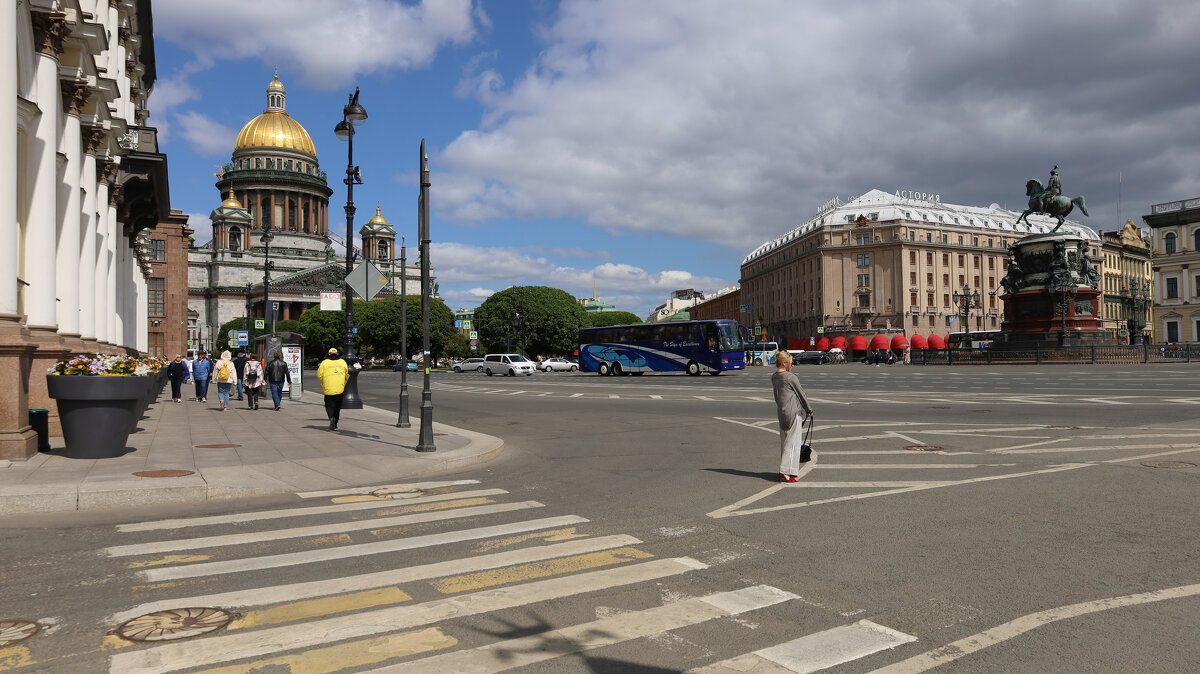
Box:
1016 179 1089 232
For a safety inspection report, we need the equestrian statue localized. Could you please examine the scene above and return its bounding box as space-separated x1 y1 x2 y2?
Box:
1015 165 1089 232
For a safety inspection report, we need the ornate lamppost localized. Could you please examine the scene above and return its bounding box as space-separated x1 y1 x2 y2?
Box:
261 222 275 333
951 284 980 335
416 140 435 452
396 234 410 428
334 87 367 409
1121 276 1151 344
1053 276 1078 346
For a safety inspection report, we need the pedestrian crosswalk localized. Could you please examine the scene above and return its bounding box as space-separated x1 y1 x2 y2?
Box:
11 479 928 673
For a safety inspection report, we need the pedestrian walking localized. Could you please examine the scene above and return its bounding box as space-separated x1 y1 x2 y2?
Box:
233 352 247 400
772 351 813 483
265 350 291 410
243 353 265 410
192 351 213 402
317 347 350 431
166 354 188 403
213 350 238 411
903 346 911 365
183 354 194 383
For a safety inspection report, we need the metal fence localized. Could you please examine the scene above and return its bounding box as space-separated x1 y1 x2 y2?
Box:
901 343 1200 365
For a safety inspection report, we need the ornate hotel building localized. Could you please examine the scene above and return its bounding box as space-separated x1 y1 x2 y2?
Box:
1099 220 1152 343
2 0 172 459
740 190 1103 343
1143 197 1200 343
188 75 419 351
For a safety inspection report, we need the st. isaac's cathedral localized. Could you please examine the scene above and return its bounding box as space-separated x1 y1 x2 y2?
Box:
188 75 419 350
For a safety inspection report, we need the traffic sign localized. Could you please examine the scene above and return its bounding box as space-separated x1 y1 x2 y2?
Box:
320 291 341 311
236 330 249 346
187 339 193 346
344 261 389 301
469 331 478 340
255 319 265 329
455 320 462 328
464 320 472 329
470 339 477 346
816 326 825 334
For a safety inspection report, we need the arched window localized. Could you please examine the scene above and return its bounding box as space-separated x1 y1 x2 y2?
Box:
1164 232 1177 254
255 157 262 169
228 226 241 251
378 241 389 260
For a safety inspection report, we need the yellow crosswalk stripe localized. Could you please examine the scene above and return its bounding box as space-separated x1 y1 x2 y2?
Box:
431 547 654 594
227 587 413 630
193 627 456 674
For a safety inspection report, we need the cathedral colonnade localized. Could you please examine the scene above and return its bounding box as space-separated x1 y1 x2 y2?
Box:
1 1 171 460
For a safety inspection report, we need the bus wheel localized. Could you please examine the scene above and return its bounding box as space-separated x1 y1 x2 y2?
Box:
753 358 763 366
686 361 700 376
612 362 623 376
598 362 610 376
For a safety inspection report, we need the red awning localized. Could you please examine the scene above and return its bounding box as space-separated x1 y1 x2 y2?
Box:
816 337 831 351
927 334 946 349
787 338 806 350
869 334 891 350
909 334 929 349
831 335 848 349
849 335 869 351
891 334 910 350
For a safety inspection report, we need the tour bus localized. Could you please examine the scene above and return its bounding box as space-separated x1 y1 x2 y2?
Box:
747 341 780 366
946 330 1001 349
578 320 746 376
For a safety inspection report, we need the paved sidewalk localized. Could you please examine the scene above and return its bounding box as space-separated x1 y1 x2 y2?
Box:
0 387 503 515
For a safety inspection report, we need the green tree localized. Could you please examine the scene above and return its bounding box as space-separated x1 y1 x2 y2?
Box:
474 286 587 356
215 318 265 354
445 333 472 359
296 308 344 357
586 311 642 328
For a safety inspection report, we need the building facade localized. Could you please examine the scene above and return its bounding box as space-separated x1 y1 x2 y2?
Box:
646 289 706 323
1143 197 1200 343
188 75 416 352
1099 220 1153 343
740 190 1102 344
3 0 171 458
689 287 741 323
146 209 192 357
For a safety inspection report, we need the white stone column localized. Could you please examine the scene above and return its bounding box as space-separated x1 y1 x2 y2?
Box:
25 47 61 332
0 5 18 322
78 130 101 345
135 270 147 353
106 201 118 347
55 83 84 345
94 175 110 344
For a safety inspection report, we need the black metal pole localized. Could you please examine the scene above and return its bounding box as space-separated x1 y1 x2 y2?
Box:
396 235 410 427
340 92 364 410
416 139 435 452
262 224 272 338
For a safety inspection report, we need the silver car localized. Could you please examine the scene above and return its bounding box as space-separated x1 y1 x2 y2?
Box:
537 357 578 372
452 358 485 373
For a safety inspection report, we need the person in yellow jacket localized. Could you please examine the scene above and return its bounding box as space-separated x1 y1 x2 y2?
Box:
317 347 350 431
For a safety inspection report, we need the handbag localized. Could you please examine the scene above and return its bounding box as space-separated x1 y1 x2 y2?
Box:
799 414 813 463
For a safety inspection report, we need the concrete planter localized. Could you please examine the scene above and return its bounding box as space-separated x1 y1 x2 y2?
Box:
47 375 150 459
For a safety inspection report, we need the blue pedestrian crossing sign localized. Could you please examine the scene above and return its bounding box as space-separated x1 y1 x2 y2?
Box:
255 319 265 329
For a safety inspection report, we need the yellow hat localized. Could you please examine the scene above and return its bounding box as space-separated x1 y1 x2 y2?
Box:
328 348 339 354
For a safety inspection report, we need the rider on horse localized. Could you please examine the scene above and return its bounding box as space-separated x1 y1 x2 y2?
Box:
1038 165 1061 214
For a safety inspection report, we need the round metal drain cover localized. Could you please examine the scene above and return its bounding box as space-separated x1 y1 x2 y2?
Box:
905 445 944 452
0 620 40 646
133 470 196 478
194 444 241 449
369 487 428 499
116 608 232 642
1142 461 1197 470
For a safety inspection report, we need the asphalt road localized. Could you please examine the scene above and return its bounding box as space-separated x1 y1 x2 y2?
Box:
1 362 1197 672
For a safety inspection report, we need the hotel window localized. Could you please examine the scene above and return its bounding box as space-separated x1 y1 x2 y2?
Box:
988 258 995 270
910 271 917 285
929 316 935 327
988 238 993 247
151 239 165 261
927 272 934 285
927 293 934 306
1164 232 1177 254
856 233 870 245
912 316 918 326
941 234 948 243
926 233 932 242
942 253 949 265
958 274 965 286
958 235 963 244
1195 275 1200 297
974 275 980 287
973 237 979 246
857 253 870 266
910 251 917 264
943 293 950 307
1166 321 1179 342
857 273 870 287
957 254 965 266
942 273 949 286
910 292 918 305
148 278 165 317
1166 277 1179 299
926 252 933 264
1194 229 1200 251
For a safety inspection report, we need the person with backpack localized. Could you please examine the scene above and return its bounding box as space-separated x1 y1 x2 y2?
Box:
266 350 291 411
242 353 265 410
213 350 238 411
192 351 213 402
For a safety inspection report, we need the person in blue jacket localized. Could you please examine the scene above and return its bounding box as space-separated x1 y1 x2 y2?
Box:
192 350 213 402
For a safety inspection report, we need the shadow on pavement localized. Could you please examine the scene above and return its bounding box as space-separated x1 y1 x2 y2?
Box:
703 468 778 482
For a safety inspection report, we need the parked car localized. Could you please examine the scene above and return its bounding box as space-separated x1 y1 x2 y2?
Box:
788 350 830 365
538 357 578 372
452 358 485 373
483 353 536 376
392 360 419 372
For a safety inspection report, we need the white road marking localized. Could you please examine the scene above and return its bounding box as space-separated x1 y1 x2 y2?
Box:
791 481 954 488
651 395 663 399
570 393 584 397
814 464 1012 469
1079 397 1131 405
110 558 709 674
139 515 589 581
695 619 915 674
1104 447 1200 463
108 534 641 625
117 489 510 532
996 443 1200 455
104 502 545 557
887 431 926 445
373 585 797 673
870 583 1200 673
297 479 479 499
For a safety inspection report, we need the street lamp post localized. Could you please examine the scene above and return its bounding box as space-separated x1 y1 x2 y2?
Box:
396 235 410 428
244 282 251 338
1121 276 1151 344
334 87 367 410
261 222 274 334
416 139 435 452
951 284 980 336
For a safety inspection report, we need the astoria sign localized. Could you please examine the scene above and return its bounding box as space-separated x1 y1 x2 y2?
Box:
895 189 941 203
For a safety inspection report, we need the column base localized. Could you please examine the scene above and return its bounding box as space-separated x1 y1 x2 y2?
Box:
0 321 40 460
27 327 70 438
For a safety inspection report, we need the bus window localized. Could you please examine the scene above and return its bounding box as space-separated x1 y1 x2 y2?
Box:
703 323 720 351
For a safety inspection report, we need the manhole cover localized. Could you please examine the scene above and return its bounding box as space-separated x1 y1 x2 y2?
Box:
1142 461 1197 470
133 470 196 478
905 445 944 452
0 620 40 646
194 444 241 449
116 608 233 642
368 487 428 500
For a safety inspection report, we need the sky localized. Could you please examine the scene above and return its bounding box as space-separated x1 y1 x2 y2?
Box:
150 0 1200 318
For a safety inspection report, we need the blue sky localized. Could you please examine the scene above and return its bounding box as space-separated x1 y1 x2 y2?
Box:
152 0 1200 318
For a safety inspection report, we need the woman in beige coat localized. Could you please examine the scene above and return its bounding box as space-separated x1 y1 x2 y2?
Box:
213 350 238 411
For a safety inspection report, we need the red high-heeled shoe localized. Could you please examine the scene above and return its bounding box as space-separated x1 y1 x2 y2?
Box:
779 473 798 483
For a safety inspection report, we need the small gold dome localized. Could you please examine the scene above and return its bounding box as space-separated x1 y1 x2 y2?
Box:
234 112 317 156
368 205 389 225
267 73 285 93
220 192 243 209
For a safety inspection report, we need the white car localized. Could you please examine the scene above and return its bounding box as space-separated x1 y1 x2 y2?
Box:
452 358 485 373
538 357 578 372
482 353 536 376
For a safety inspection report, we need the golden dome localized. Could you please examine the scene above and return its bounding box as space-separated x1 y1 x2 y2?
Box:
220 192 243 209
368 205 389 225
267 73 285 93
234 112 317 156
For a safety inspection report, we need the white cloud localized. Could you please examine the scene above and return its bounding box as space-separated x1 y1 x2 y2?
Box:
436 0 1200 248
154 0 480 88
186 212 214 246
176 112 238 157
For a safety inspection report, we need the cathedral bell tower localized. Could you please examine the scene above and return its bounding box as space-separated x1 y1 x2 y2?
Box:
359 204 397 262
209 191 253 252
